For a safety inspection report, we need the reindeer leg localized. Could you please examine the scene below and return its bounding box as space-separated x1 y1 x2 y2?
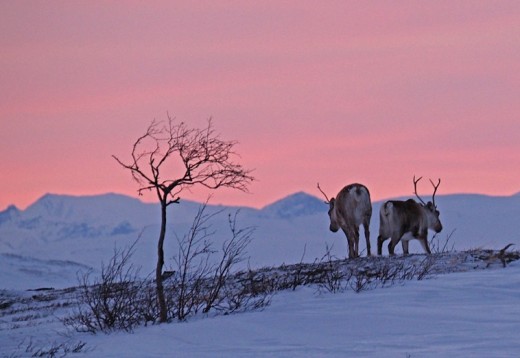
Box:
377 235 387 256
401 240 409 255
342 228 357 259
349 238 356 259
417 229 431 254
354 227 360 258
388 238 396 256
363 221 371 257
388 233 401 256
418 237 431 254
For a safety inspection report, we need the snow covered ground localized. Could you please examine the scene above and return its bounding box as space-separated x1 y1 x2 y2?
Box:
1 191 520 357
2 259 520 357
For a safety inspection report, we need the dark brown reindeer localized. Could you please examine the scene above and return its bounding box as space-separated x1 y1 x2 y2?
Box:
318 183 372 258
377 176 443 256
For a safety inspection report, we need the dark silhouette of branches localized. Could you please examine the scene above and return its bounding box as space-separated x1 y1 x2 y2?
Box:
113 115 254 322
164 202 256 320
113 116 254 205
203 211 254 313
63 241 144 333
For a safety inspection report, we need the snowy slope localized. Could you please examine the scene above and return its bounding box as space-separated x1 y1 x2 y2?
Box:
1 186 519 356
2 260 520 357
0 253 90 290
0 191 519 290
85 263 520 357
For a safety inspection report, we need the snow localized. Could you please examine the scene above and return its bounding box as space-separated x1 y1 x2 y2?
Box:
2 261 520 357
1 191 520 356
0 253 89 290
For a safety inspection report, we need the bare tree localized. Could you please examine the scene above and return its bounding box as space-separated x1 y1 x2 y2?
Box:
113 116 254 322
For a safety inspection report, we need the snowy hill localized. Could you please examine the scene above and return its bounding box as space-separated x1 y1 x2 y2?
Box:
77 262 520 357
260 191 324 218
2 252 520 357
0 253 90 290
0 191 519 289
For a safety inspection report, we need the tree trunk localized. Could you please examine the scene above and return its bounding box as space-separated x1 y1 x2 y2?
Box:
156 200 168 323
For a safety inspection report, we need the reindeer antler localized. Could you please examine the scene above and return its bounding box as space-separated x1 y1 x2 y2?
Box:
414 175 441 207
317 183 331 204
413 175 427 205
429 178 441 208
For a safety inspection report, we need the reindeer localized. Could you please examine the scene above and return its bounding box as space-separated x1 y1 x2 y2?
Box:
377 176 443 256
318 183 372 258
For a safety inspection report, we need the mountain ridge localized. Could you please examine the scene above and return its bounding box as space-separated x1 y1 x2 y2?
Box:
5 189 520 218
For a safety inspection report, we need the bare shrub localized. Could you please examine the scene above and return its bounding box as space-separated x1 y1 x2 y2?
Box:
348 269 374 293
289 245 309 290
202 211 254 313
429 229 456 254
63 241 146 333
215 270 274 314
63 203 261 331
134 281 160 326
416 255 437 280
165 202 257 321
317 244 351 293
15 337 88 357
311 244 443 295
167 201 218 321
370 259 406 287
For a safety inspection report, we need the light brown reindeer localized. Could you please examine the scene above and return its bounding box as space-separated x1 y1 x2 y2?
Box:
377 176 443 256
318 183 372 258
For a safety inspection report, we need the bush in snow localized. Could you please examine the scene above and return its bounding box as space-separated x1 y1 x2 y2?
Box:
64 206 265 332
63 242 146 333
163 205 263 321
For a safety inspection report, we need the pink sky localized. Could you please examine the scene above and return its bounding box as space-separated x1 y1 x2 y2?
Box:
1 1 519 210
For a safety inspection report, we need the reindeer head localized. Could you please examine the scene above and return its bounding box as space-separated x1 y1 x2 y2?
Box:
317 183 340 232
413 176 443 233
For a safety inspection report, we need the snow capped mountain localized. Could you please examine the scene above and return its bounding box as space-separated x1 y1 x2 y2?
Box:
261 192 325 219
0 205 20 225
0 190 519 290
22 193 155 225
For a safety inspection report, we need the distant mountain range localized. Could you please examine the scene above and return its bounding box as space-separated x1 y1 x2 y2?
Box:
1 191 519 289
